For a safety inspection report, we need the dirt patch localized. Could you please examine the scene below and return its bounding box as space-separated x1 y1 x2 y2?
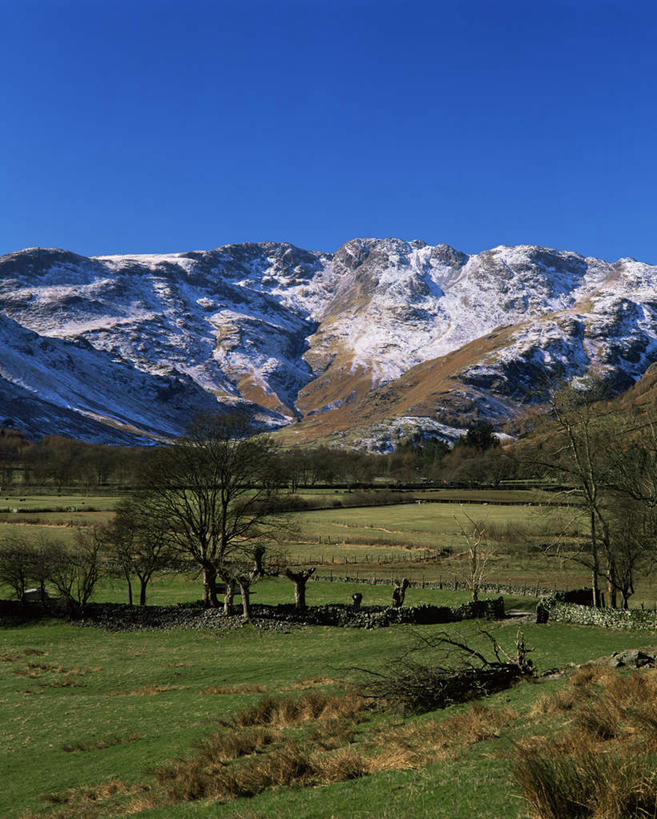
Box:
106 684 188 697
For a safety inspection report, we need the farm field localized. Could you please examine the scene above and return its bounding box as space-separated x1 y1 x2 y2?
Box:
1 615 653 818
411 487 574 504
5 489 657 604
3 490 657 816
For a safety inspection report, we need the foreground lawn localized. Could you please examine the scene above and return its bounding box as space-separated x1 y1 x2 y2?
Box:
1 615 653 818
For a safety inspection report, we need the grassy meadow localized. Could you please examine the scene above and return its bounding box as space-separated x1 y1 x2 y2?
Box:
3 488 657 816
0 488 583 587
2 616 655 818
4 487 657 602
92 574 534 610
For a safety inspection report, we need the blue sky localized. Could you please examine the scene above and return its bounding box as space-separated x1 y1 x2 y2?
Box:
1 0 656 261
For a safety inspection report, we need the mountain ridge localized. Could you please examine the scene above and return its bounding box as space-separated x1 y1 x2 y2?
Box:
1 238 656 450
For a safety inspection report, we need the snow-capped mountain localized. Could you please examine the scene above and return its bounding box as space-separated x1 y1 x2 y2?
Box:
1 239 656 449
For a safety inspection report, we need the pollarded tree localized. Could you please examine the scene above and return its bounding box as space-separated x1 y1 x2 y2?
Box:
139 413 286 607
284 567 315 610
392 578 409 608
220 543 276 620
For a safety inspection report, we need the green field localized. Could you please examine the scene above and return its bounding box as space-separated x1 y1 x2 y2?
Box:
0 493 588 600
1 615 652 818
4 490 656 602
2 489 657 816
93 575 524 609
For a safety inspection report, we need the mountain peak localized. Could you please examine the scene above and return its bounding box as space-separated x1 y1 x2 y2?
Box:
1 238 656 449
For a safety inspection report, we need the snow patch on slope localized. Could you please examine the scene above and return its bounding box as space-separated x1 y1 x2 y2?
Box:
2 239 657 446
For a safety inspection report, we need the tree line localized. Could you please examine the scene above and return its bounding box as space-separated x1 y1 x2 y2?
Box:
0 419 518 492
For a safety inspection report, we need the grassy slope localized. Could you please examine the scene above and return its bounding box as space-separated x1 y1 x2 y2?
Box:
1 616 653 818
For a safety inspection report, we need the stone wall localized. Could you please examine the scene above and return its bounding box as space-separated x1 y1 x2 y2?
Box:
261 597 505 629
0 596 505 631
546 600 657 630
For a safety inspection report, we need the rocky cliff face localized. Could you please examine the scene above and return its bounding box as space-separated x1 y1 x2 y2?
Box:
1 239 656 448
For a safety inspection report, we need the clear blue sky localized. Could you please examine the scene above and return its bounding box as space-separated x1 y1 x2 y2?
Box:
2 0 656 262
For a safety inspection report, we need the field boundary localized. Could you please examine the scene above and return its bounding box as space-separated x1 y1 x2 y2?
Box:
547 600 657 629
313 574 553 597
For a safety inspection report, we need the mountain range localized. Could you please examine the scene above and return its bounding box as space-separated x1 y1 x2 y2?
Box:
1 238 656 450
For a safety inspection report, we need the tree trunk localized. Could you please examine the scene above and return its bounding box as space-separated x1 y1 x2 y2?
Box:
606 553 618 609
239 580 251 620
285 568 315 610
223 579 235 615
203 565 220 607
591 569 599 608
124 569 133 606
139 578 148 607
608 580 617 609
591 513 601 607
294 579 307 609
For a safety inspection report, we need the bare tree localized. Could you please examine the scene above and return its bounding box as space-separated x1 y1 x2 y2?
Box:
537 385 657 608
524 381 620 606
0 536 34 601
138 414 286 607
0 534 56 603
549 384 612 606
103 497 177 606
47 529 103 617
597 414 657 607
456 515 492 602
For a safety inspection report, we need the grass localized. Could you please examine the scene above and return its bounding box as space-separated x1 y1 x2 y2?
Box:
4 488 657 814
412 488 577 504
512 666 657 817
1 617 655 818
5 486 657 603
90 574 512 608
0 488 592 592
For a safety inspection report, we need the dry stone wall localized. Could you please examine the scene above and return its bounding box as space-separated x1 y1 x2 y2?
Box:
545 599 657 630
